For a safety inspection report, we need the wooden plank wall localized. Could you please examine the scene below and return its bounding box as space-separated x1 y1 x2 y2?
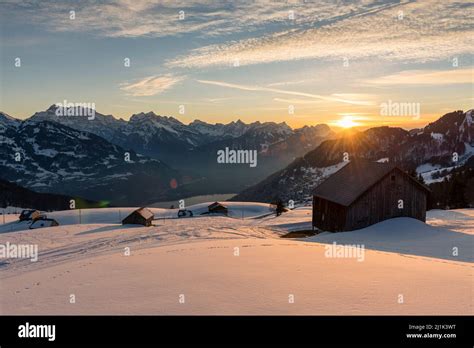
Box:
345 169 427 230
312 196 347 231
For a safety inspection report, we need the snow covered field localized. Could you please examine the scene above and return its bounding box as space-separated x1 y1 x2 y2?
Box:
0 203 472 315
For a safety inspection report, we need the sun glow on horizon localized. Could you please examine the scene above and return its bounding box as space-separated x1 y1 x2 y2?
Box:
335 116 361 128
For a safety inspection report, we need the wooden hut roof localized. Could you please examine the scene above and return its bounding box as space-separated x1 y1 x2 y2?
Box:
134 207 154 220
208 202 227 209
29 218 59 229
312 160 429 207
20 209 39 218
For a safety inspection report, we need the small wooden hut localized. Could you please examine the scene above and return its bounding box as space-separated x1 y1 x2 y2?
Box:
122 208 154 226
29 218 59 229
19 209 41 221
208 202 228 215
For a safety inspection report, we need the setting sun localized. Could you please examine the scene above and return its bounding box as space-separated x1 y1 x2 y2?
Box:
336 116 360 128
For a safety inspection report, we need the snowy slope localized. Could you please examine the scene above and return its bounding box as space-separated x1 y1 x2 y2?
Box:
0 204 471 315
1 238 471 315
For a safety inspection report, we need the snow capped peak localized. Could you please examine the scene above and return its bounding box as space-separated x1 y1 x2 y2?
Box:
247 121 292 135
27 105 126 142
0 111 19 123
0 112 20 130
46 104 58 112
130 112 184 127
188 119 225 136
130 111 157 119
456 110 473 143
0 111 17 120
430 132 444 142
189 119 210 126
188 119 294 139
295 124 332 136
464 109 472 127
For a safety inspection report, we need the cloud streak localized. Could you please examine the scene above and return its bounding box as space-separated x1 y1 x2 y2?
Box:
120 75 184 96
196 80 375 106
362 68 473 86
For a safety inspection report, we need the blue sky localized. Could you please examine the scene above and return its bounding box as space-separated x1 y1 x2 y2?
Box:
1 0 472 129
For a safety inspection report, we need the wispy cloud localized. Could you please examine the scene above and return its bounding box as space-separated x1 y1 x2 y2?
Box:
196 80 375 106
1 0 363 38
203 97 235 103
362 68 473 86
267 80 313 87
4 1 472 69
273 98 322 104
331 94 378 102
166 1 473 69
120 75 184 96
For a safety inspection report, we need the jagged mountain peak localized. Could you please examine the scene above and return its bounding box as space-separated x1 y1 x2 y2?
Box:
0 112 20 127
0 112 21 135
247 120 292 134
364 126 409 137
294 124 333 137
129 112 184 127
45 104 57 112
0 111 18 121
41 103 100 116
32 104 117 120
189 119 211 126
27 105 126 142
423 110 472 143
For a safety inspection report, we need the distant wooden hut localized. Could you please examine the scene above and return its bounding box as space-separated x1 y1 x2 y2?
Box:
19 209 41 221
29 218 59 229
312 160 430 232
178 209 193 218
122 208 154 226
208 202 228 215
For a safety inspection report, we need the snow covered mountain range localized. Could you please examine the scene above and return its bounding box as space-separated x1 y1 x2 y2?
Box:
1 107 472 207
28 105 334 169
4 105 335 201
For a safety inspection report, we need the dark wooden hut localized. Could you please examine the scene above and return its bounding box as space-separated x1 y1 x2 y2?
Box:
122 208 154 226
208 202 228 215
29 218 59 229
312 160 430 232
19 209 41 221
178 209 193 218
